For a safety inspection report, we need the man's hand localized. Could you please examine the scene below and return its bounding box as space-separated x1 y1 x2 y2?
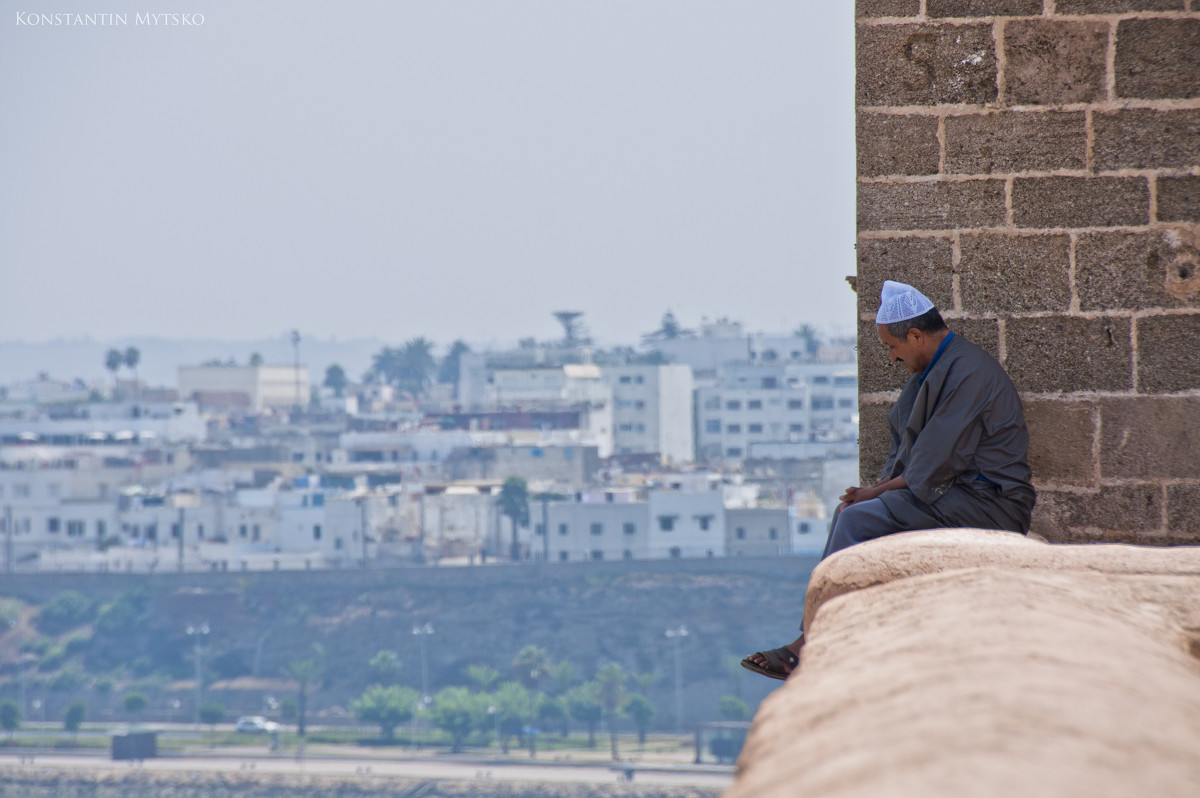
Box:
840 475 908 505
840 484 882 504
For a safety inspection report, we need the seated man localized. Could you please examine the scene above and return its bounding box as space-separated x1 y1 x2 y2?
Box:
742 280 1036 680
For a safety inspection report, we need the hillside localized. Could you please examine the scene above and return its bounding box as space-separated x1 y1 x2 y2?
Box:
0 557 815 731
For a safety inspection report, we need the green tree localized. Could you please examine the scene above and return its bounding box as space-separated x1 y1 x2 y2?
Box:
104 349 123 388
546 661 578 697
465 664 500 693
122 690 148 722
626 694 654 746
371 339 437 396
49 663 87 692
794 324 822 358
369 346 403 387
284 643 325 737
369 650 401 684
595 664 628 760
498 477 529 561
1 699 21 740
279 697 297 723
428 687 486 752
397 337 436 396
718 695 750 721
63 700 87 739
512 644 550 757
323 363 348 396
199 702 225 740
566 683 603 748
123 346 141 399
350 684 419 742
437 340 470 394
537 694 569 739
489 681 530 754
36 591 94 634
94 588 149 637
631 672 658 696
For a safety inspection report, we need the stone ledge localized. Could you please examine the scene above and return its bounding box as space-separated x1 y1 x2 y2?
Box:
728 530 1200 798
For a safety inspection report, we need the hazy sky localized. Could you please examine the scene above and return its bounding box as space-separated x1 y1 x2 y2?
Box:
1 1 855 350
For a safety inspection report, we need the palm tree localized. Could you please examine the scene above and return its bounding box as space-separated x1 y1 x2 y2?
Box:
465 664 501 692
285 643 325 737
594 664 628 760
104 349 123 392
565 683 603 748
438 340 470 395
794 324 822 359
513 645 550 758
398 337 436 396
498 477 529 561
627 694 654 746
369 346 404 388
123 346 141 401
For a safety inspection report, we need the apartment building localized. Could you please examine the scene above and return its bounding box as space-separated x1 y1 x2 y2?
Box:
602 364 694 464
178 364 309 413
695 363 858 463
725 507 790 557
541 489 726 563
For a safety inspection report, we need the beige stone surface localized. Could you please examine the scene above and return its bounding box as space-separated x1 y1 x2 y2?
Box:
729 530 1200 798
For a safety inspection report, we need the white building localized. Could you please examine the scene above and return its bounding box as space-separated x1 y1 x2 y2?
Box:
791 492 831 557
539 488 725 563
650 319 749 378
178 365 310 413
489 366 613 456
0 401 206 446
0 448 191 563
543 499 649 563
725 507 790 557
602 365 694 464
646 490 725 559
695 363 858 463
402 484 502 561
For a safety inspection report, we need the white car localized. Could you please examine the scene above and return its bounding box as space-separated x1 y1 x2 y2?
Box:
235 716 279 733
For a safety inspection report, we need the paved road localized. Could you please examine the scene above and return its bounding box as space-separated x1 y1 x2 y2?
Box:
0 752 734 789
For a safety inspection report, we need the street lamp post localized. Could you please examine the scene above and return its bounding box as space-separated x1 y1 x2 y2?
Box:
665 625 689 732
488 704 499 749
187 623 210 723
31 698 44 749
412 622 434 698
410 694 432 751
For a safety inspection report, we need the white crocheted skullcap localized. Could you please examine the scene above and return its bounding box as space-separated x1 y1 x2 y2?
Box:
875 280 935 325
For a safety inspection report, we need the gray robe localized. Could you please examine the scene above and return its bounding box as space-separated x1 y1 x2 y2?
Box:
879 334 1036 533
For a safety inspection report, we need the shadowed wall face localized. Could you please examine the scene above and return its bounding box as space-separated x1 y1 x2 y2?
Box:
855 1 1200 544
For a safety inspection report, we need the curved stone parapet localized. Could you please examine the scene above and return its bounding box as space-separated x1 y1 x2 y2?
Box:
730 530 1200 798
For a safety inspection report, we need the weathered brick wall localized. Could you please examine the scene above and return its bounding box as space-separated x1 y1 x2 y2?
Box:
855 1 1200 543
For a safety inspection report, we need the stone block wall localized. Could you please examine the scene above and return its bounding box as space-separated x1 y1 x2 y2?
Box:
855 1 1200 544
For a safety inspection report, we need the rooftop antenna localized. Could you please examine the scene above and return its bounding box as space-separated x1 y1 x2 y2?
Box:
552 311 590 347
